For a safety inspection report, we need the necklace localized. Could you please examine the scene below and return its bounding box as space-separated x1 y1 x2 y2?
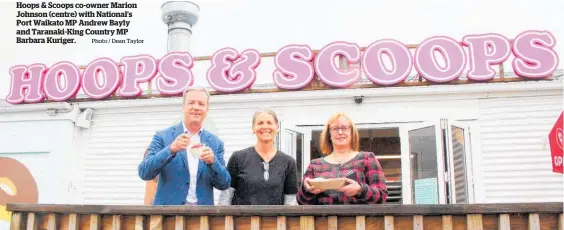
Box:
330 151 354 164
255 147 277 163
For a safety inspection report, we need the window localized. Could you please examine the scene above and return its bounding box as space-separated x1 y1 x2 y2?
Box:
278 119 474 205
277 121 310 180
406 119 472 204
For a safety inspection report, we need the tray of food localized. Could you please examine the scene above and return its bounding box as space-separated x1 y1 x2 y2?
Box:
308 177 346 190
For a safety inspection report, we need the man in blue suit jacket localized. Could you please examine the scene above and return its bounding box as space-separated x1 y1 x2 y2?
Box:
138 87 231 205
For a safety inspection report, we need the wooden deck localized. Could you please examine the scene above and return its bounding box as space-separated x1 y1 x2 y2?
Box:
7 202 563 230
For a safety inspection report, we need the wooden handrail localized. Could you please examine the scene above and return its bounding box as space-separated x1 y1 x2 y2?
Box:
7 202 563 230
6 202 563 216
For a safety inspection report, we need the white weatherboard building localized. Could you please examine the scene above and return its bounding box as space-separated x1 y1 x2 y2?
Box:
0 2 562 216
1 72 563 207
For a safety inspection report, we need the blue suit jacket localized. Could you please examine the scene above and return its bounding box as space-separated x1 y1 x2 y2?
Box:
138 122 231 205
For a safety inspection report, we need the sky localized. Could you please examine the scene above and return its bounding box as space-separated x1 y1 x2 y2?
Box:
0 0 562 98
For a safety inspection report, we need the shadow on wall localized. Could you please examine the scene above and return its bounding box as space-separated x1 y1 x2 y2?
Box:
0 157 39 223
143 116 218 205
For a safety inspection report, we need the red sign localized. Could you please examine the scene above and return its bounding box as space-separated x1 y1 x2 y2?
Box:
549 112 564 173
5 30 560 104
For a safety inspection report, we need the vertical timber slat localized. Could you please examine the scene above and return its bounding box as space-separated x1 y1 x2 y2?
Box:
277 216 287 230
47 214 57 230
384 216 394 230
68 214 79 230
356 216 366 230
5 203 564 230
174 216 184 230
499 214 510 230
10 212 22 230
413 215 423 230
250 216 260 230
442 215 453 230
559 213 563 230
328 216 338 230
26 213 39 230
528 213 540 230
112 215 121 230
149 215 162 230
224 216 234 230
300 216 315 230
200 216 209 230
90 214 100 230
134 216 144 230
466 214 483 230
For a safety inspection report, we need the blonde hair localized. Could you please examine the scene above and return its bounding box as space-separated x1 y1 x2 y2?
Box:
319 112 360 155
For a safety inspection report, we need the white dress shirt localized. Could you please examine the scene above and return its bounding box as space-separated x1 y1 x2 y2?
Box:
183 122 203 204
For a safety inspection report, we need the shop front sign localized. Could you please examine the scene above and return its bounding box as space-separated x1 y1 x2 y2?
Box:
5 30 559 105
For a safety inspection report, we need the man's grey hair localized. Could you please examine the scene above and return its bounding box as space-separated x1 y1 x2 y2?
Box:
182 85 211 105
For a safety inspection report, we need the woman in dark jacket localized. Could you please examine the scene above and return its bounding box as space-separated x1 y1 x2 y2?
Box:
218 108 299 205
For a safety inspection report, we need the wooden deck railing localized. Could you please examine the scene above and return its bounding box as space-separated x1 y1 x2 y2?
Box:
7 202 563 230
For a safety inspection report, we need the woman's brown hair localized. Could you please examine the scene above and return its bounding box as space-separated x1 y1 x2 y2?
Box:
319 112 360 155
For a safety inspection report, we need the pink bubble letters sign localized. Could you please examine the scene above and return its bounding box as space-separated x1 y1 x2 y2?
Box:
5 30 560 105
